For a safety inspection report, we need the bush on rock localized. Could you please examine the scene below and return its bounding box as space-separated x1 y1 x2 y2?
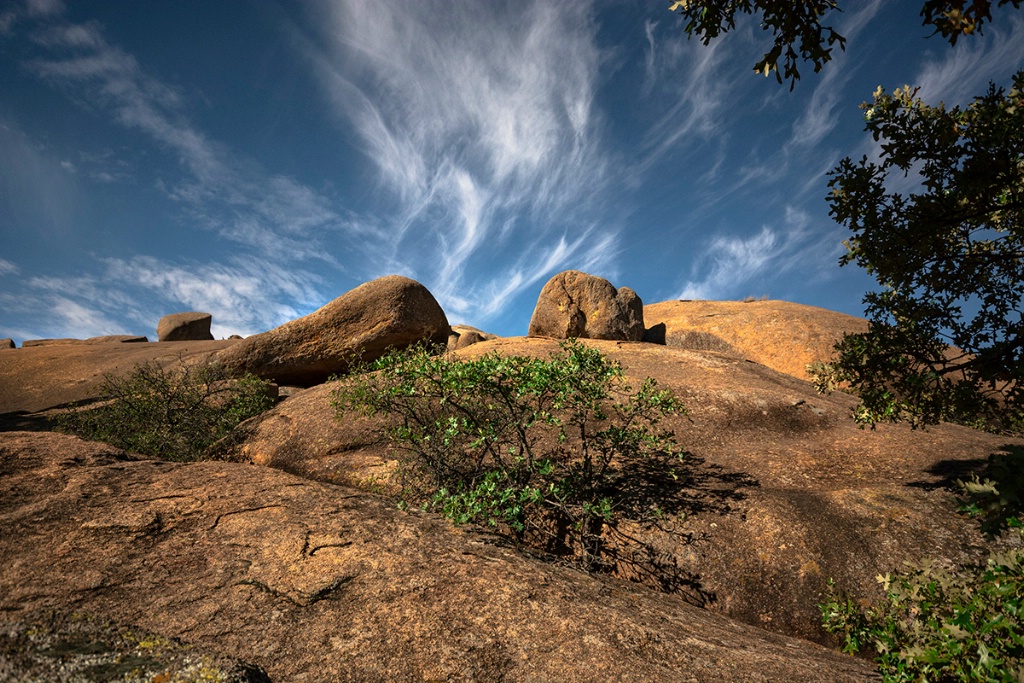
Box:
57 361 275 461
332 339 685 569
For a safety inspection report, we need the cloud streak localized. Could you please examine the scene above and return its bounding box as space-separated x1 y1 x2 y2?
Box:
303 0 617 321
676 207 841 300
22 9 346 265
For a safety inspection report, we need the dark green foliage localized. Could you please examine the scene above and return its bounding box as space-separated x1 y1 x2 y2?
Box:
669 0 845 87
668 1 1020 88
820 530 1024 682
331 339 685 569
921 0 1024 44
816 71 1024 430
57 361 275 461
961 447 1024 538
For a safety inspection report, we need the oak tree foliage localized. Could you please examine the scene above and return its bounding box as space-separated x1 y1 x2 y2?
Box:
822 72 1024 430
668 0 1022 87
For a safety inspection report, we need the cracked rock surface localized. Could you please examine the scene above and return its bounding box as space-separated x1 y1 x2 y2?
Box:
0 431 876 682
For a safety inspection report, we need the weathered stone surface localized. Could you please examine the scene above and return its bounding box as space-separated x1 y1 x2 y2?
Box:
528 271 644 341
158 312 214 342
0 431 876 682
0 339 13 350
228 335 1021 645
214 275 451 387
448 324 498 351
20 335 150 348
21 338 79 347
86 334 149 344
0 339 238 416
0 610 270 683
644 299 869 382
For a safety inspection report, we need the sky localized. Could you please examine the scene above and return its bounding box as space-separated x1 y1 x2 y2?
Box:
1 0 1022 343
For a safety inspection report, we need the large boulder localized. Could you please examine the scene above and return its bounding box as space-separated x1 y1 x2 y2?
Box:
528 271 644 341
158 312 214 342
0 339 15 349
215 275 450 387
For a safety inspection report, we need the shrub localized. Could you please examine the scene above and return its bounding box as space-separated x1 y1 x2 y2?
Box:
820 526 1024 683
960 447 1024 539
331 339 686 569
57 360 275 461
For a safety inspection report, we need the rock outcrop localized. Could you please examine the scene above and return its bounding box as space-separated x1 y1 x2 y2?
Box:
448 324 498 351
227 335 1021 645
644 300 868 382
215 275 450 387
21 335 149 347
0 339 14 349
158 312 214 342
0 431 876 682
529 271 644 341
0 339 237 416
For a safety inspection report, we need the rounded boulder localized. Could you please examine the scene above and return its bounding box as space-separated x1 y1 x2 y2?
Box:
214 275 450 386
528 270 644 341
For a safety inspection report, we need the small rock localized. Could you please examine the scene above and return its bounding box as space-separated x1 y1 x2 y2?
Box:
158 312 214 342
448 325 498 351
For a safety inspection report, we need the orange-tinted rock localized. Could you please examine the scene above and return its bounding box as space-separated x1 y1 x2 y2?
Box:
157 312 214 342
644 299 868 381
214 275 450 386
528 271 644 341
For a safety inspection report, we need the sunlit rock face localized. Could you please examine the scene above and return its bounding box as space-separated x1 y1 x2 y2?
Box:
528 270 644 341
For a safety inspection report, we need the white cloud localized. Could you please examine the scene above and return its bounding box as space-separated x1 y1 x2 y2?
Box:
49 297 126 338
638 22 733 169
22 14 347 264
102 256 325 338
915 13 1024 105
0 258 19 275
303 0 616 324
789 0 884 148
676 207 840 299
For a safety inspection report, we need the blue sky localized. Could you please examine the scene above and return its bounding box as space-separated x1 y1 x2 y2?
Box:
1 0 1022 343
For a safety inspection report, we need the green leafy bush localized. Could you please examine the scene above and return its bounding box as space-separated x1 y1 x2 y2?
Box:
960 448 1024 539
331 339 686 569
820 528 1024 683
57 360 275 461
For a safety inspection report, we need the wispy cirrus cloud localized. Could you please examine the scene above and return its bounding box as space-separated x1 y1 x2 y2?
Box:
676 207 841 299
0 258 19 276
638 18 734 171
302 0 617 321
788 0 885 149
7 256 325 341
20 6 346 265
915 13 1024 104
102 256 325 337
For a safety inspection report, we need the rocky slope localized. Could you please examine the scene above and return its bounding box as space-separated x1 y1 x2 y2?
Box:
229 336 1021 644
0 431 875 682
643 299 869 382
2 289 1017 681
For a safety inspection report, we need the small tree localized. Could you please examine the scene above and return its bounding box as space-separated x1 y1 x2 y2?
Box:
819 70 1024 431
331 340 686 569
57 360 275 461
